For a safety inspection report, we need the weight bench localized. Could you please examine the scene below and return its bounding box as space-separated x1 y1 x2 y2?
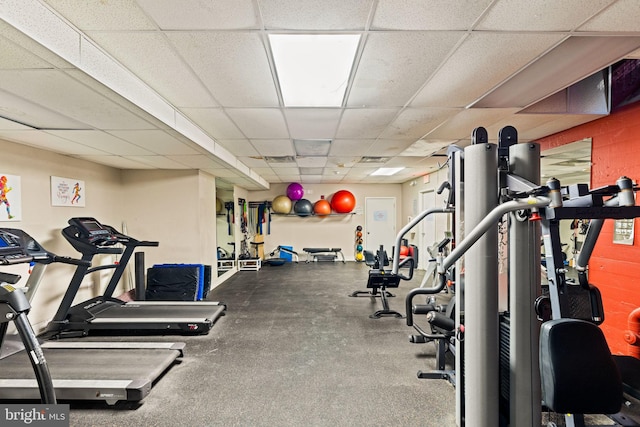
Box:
302 248 345 263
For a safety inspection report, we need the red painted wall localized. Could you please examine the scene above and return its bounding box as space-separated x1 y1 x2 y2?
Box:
537 102 640 355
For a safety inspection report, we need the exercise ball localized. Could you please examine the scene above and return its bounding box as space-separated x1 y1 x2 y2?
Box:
356 244 363 252
286 183 304 201
294 199 313 217
272 195 292 214
331 190 356 213
314 196 332 216
216 198 223 214
400 246 409 257
355 252 364 261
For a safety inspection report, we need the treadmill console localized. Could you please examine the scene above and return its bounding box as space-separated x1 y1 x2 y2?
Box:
0 229 47 265
67 217 120 246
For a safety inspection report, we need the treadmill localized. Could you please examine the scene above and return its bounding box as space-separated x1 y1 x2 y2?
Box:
0 228 184 404
45 217 226 339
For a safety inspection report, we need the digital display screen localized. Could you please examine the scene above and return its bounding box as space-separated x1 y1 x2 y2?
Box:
81 220 103 233
0 237 8 248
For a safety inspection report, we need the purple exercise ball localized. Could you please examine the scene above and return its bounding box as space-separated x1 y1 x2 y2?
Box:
286 183 304 201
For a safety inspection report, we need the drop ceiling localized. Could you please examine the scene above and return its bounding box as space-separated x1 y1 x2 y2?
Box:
0 0 639 190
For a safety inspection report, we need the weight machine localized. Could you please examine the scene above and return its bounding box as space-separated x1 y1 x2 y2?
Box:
416 125 639 426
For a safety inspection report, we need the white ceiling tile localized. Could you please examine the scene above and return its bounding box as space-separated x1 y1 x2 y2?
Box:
336 108 399 138
475 36 640 109
218 140 259 157
398 140 455 157
238 156 269 168
273 167 300 175
213 168 242 178
252 167 276 174
47 130 154 155
125 155 190 169
579 0 640 31
1 0 82 64
260 0 372 30
138 0 258 30
348 31 465 107
521 114 606 141
477 0 613 31
0 34 54 69
107 130 200 155
296 157 327 167
166 154 229 169
43 0 157 30
64 69 168 129
425 108 521 140
75 155 154 169
372 0 494 30
384 156 431 167
0 130 108 155
411 33 564 108
329 139 375 156
181 108 244 139
0 70 153 129
0 20 73 68
367 139 414 156
166 32 279 107
0 116 32 130
284 109 342 139
379 108 458 140
275 175 301 182
226 109 288 139
251 139 294 156
326 157 361 168
0 88 90 129
86 31 218 108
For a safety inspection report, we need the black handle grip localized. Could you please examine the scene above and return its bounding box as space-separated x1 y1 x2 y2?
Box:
53 255 91 267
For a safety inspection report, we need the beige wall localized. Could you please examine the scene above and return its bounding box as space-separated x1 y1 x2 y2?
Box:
1 138 222 331
248 183 402 261
0 138 122 329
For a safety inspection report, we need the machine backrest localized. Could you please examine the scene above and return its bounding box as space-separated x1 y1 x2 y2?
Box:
539 318 622 414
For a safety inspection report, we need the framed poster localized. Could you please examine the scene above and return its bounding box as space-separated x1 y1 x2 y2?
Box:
0 174 21 221
51 176 85 207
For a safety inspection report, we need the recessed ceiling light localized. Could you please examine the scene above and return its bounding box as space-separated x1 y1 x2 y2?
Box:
269 34 360 107
371 167 405 176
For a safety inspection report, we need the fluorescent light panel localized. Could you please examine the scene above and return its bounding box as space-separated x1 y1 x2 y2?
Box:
270 34 360 107
371 167 405 176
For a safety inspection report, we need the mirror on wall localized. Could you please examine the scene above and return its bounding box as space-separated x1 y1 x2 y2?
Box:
541 138 592 275
215 179 235 277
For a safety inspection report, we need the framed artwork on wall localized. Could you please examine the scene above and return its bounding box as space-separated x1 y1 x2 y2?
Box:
0 173 21 222
51 176 85 207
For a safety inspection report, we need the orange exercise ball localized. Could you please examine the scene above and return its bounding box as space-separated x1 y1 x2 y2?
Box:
314 196 332 216
331 190 356 213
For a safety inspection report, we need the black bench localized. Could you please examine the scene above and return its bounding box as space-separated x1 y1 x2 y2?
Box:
302 248 345 263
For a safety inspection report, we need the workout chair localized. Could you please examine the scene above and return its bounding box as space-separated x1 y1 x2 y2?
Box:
540 319 622 417
349 246 414 319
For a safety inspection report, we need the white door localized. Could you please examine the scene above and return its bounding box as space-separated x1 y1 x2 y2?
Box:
364 197 396 253
419 190 437 269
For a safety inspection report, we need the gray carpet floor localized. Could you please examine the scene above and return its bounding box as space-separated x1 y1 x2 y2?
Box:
67 262 457 427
